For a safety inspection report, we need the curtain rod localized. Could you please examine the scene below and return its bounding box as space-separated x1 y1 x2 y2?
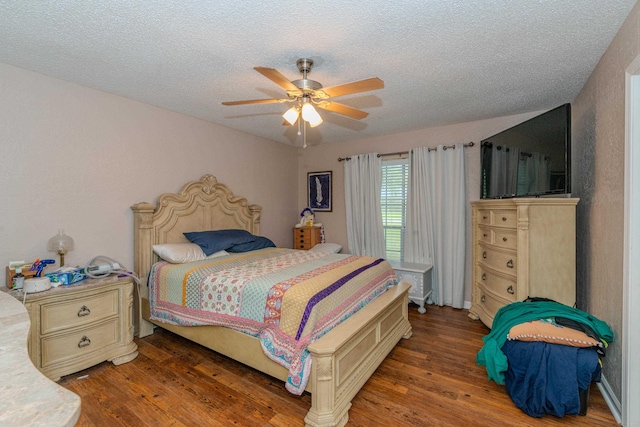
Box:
337 141 475 162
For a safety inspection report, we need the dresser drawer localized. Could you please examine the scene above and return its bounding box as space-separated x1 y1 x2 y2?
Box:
295 228 310 238
477 226 517 250
293 227 322 250
40 318 120 368
40 289 119 335
478 244 517 276
477 209 517 228
477 266 517 302
493 228 517 250
475 283 512 327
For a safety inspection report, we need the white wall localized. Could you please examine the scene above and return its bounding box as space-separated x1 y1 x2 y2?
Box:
296 111 541 303
0 62 299 279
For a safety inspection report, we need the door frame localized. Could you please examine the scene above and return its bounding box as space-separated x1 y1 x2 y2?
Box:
622 54 640 427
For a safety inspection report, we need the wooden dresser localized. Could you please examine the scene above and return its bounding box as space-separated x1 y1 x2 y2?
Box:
20 276 138 381
468 198 579 328
293 226 322 250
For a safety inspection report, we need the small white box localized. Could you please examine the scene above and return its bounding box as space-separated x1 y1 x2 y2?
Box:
389 261 433 314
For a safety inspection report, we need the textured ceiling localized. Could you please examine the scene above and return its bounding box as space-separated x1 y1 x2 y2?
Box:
0 1 636 146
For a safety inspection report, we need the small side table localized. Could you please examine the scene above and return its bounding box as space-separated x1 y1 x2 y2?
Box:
389 261 432 314
10 276 138 381
293 226 322 250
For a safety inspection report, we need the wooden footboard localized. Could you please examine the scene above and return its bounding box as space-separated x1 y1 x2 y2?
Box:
305 281 411 427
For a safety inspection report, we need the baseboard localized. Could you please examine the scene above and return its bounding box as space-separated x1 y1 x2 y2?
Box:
598 374 622 425
464 300 471 309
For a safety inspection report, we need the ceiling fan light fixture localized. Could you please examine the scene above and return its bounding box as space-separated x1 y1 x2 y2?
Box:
302 103 323 127
282 106 299 125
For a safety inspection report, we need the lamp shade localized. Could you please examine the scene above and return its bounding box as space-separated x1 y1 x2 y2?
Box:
282 107 300 125
301 103 323 127
48 230 74 266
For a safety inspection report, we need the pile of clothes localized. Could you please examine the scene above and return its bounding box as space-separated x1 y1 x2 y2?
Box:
476 299 614 417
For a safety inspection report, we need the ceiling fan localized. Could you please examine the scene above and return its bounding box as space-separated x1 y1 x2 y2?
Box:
221 58 384 132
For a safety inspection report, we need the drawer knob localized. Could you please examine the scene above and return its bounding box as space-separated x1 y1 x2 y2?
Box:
482 216 488 220
483 233 488 238
507 285 514 294
502 237 508 242
481 295 486 303
481 273 487 281
77 305 91 317
506 259 514 268
502 216 507 221
78 336 91 348
482 251 487 259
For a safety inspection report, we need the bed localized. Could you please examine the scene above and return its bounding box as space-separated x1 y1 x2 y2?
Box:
131 174 412 427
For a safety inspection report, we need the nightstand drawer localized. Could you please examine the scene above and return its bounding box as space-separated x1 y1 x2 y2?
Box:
40 288 119 335
41 318 120 368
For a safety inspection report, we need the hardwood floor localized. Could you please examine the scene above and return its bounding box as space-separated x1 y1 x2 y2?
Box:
59 305 618 426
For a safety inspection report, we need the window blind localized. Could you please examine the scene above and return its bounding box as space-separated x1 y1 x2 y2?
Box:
381 159 408 261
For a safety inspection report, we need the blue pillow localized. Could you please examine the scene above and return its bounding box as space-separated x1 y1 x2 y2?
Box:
183 229 256 256
228 236 276 253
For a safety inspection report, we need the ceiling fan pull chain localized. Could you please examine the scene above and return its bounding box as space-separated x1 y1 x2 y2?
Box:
303 121 307 149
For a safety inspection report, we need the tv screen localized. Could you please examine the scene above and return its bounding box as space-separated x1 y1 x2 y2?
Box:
480 104 571 199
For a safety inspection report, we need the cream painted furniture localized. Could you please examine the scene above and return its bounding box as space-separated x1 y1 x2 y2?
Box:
131 174 412 427
293 226 322 250
20 276 138 381
468 198 579 328
389 261 432 313
0 288 80 426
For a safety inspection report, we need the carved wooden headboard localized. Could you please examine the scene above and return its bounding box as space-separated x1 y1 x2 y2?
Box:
130 174 262 293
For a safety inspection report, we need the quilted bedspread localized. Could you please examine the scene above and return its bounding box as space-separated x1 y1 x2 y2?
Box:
148 248 397 394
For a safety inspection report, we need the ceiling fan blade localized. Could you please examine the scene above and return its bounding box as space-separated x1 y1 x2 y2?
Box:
254 67 303 96
316 77 384 99
221 98 286 106
316 101 369 120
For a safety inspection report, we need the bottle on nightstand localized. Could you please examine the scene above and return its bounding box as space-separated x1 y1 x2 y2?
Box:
12 268 25 290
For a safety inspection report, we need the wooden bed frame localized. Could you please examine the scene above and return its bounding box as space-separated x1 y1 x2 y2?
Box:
131 174 412 427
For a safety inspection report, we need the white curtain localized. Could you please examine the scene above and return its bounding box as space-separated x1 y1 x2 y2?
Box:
406 144 466 308
344 153 386 258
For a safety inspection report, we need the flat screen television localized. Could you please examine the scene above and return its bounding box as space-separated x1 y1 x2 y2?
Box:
480 103 571 199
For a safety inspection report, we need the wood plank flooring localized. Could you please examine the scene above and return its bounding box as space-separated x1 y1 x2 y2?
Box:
59 305 618 426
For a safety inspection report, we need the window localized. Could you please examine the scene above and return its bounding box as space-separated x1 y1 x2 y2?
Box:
381 158 408 261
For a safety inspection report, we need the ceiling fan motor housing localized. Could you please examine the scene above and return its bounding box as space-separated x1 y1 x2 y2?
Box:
296 58 313 74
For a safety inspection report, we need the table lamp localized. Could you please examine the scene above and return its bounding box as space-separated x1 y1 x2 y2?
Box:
47 229 74 267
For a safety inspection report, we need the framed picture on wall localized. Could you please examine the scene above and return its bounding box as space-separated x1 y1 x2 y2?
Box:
308 171 332 212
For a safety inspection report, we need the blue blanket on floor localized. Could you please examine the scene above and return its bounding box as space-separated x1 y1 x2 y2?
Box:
502 340 601 417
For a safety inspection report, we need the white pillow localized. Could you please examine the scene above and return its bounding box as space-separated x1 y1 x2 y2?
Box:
153 243 230 264
309 243 343 254
153 243 206 263
206 250 230 259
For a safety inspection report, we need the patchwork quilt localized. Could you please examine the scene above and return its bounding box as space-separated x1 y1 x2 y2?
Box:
148 248 397 394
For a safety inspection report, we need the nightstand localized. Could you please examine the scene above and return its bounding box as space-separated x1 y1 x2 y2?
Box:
293 226 322 250
15 276 138 381
389 261 433 314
